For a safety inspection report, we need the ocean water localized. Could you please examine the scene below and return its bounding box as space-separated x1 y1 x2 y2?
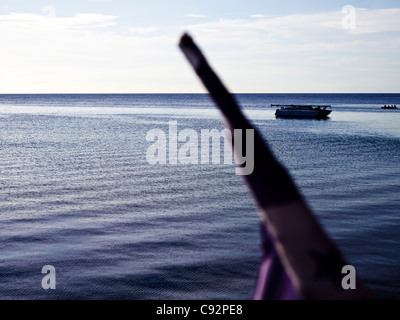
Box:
0 93 399 300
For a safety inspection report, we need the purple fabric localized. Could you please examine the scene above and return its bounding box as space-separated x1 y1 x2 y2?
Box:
253 223 301 300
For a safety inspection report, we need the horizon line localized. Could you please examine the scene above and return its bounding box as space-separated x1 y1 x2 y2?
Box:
0 92 399 95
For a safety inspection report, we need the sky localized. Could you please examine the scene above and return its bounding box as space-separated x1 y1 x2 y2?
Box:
0 0 399 93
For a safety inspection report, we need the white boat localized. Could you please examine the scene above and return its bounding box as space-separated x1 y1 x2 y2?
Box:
272 104 332 119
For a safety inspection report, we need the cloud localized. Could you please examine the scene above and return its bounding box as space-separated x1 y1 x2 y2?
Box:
129 26 159 34
0 8 399 93
250 14 264 18
0 12 182 93
184 8 400 37
179 8 400 92
349 8 400 34
180 8 400 52
0 12 117 30
185 14 206 18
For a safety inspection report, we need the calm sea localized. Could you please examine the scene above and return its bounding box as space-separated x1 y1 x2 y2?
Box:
0 93 399 300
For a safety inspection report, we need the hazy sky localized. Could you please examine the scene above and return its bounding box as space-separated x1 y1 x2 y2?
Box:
1 0 399 93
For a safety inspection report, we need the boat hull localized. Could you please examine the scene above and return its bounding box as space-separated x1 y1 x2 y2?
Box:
275 109 332 119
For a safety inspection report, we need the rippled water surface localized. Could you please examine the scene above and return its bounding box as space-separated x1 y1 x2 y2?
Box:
0 94 399 299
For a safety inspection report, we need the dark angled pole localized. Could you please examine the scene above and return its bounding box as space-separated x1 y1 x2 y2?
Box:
179 32 372 299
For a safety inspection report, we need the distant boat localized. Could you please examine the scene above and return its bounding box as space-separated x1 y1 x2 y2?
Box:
381 105 397 110
272 104 332 119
